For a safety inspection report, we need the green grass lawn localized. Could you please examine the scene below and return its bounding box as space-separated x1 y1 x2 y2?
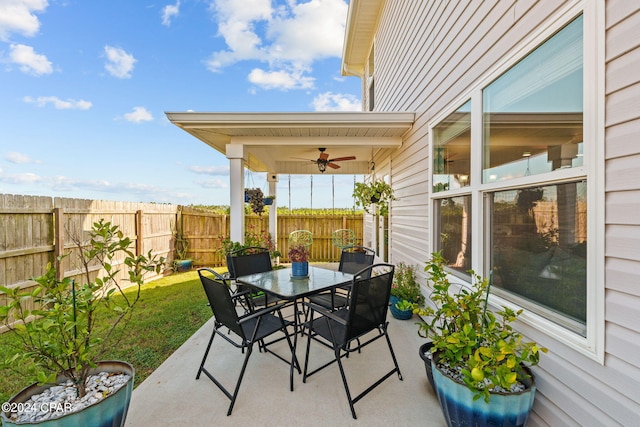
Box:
0 269 218 404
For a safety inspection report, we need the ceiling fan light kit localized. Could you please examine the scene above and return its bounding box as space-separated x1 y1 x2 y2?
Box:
297 148 357 173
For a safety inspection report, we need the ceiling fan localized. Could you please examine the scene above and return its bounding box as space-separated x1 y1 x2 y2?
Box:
299 148 356 173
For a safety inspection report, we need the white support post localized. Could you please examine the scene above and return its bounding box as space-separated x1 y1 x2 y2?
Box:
226 144 245 243
267 173 278 252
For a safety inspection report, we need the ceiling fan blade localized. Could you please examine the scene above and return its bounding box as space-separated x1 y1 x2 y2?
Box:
328 156 356 162
319 152 329 161
327 162 341 169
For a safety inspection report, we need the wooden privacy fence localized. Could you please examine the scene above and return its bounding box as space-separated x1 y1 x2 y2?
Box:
179 206 364 266
0 194 178 332
1 194 364 301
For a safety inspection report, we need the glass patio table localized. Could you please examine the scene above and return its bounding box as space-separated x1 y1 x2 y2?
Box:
236 265 354 391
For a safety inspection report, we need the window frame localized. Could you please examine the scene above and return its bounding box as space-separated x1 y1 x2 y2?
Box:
428 2 604 362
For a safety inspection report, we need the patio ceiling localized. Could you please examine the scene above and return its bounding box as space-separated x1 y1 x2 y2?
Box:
166 112 415 175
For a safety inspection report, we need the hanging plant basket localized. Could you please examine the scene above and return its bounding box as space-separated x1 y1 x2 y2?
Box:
352 180 396 216
244 188 265 215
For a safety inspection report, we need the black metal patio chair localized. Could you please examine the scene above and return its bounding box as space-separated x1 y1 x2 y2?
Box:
307 245 375 310
226 246 277 311
302 263 402 419
196 268 300 416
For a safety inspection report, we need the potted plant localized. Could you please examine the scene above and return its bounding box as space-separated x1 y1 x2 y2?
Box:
173 229 192 272
288 243 310 278
218 226 281 274
244 188 265 215
389 262 424 320
0 219 164 426
352 179 396 216
416 252 547 427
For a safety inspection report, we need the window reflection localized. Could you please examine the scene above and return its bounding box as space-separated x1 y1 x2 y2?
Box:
483 16 583 183
490 181 587 335
435 196 471 275
433 101 471 192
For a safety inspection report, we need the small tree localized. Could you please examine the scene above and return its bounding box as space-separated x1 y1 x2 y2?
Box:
0 219 164 398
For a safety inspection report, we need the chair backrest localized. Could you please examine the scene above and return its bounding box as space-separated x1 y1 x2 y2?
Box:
339 246 375 277
346 263 395 340
288 230 313 248
198 268 244 338
332 229 357 249
227 246 272 279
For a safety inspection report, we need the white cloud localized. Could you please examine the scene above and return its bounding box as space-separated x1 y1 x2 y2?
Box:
9 43 52 75
0 171 41 185
268 0 347 63
161 1 180 26
123 106 153 123
5 152 39 164
311 91 361 111
0 171 196 203
196 179 227 189
0 0 48 41
248 67 314 90
188 165 229 175
104 45 136 78
206 0 347 91
24 95 92 110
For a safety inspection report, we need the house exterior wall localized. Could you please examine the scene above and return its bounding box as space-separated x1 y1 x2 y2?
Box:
360 0 640 424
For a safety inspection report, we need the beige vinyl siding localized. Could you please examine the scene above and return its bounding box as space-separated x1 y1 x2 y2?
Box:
604 10 640 427
365 0 640 424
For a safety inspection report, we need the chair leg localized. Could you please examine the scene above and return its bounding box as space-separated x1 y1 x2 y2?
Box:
334 346 357 419
384 327 403 381
196 328 216 379
302 316 314 383
227 344 254 416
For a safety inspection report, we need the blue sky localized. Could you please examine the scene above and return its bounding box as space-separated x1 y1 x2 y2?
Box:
0 0 363 208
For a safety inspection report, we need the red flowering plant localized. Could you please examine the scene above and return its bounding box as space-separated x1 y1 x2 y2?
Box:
217 225 280 259
288 243 310 263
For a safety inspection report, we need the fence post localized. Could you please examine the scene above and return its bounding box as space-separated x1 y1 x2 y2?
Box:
136 210 143 257
54 207 64 280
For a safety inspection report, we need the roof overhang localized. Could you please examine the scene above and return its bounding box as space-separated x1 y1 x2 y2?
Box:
341 0 385 77
166 111 414 174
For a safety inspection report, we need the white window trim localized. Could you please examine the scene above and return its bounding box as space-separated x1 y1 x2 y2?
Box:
428 0 605 363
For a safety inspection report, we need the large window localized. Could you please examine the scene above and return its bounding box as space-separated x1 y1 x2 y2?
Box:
483 17 583 183
433 101 471 192
431 15 589 337
434 196 471 275
490 181 587 334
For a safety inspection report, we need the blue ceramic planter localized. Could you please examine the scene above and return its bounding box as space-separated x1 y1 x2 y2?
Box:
418 342 435 392
291 261 308 277
389 295 413 320
1 361 134 427
174 259 192 272
431 353 535 427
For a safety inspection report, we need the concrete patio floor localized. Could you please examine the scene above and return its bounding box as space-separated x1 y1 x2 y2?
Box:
125 301 446 426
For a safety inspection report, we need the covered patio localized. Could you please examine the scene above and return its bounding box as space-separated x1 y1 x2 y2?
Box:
125 300 444 426
166 111 415 245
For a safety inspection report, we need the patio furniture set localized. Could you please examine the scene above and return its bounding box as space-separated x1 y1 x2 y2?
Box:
195 242 401 420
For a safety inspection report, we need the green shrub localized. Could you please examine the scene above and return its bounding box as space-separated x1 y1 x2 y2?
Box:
391 262 425 306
